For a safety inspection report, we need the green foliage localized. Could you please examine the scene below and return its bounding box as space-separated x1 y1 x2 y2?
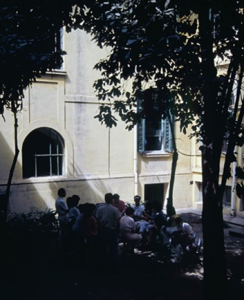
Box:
235 166 244 199
76 0 244 147
6 209 58 238
2 209 59 268
76 2 244 214
0 1 82 116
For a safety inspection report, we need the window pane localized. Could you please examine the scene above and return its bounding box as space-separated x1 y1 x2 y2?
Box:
35 131 51 154
145 137 162 150
22 155 35 178
51 156 63 176
145 120 162 150
36 156 51 177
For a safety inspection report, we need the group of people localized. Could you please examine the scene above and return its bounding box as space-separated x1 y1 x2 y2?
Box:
55 188 197 269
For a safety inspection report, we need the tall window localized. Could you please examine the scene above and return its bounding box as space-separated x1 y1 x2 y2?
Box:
23 128 64 178
54 28 64 70
138 89 173 153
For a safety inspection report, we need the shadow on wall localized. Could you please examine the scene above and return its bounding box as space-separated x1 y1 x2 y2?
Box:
48 164 117 209
0 132 52 215
0 129 130 215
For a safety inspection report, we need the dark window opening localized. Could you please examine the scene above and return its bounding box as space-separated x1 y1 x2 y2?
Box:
144 183 165 206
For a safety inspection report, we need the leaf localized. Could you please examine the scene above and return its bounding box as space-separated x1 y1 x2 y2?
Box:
236 182 244 199
126 39 137 46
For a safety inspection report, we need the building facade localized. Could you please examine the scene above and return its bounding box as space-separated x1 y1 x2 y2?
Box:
0 29 242 216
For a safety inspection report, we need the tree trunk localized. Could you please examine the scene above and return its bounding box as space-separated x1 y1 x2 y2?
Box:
197 4 230 299
201 147 229 300
166 150 178 216
5 107 19 221
166 110 177 216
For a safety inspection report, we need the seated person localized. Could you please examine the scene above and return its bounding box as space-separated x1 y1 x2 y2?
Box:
142 201 155 221
131 195 144 221
170 216 196 263
147 201 167 246
120 207 142 248
152 200 167 235
133 200 155 247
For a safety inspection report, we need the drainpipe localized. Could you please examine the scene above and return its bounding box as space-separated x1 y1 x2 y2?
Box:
134 125 138 195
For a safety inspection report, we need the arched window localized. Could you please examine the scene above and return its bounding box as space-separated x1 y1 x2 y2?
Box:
22 128 64 178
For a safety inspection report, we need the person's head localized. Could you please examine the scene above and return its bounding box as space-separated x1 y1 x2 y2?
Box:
175 216 183 226
72 194 80 206
113 193 120 204
125 206 135 217
83 203 96 217
66 197 73 209
58 188 66 198
134 195 141 206
105 193 113 204
78 203 85 214
67 196 79 209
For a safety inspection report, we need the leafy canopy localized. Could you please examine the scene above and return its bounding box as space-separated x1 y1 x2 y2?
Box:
74 0 244 199
2 1 244 178
74 0 244 141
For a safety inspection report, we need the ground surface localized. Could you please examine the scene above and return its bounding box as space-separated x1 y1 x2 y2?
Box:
1 213 244 300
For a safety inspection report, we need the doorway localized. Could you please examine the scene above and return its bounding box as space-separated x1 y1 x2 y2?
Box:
144 183 165 205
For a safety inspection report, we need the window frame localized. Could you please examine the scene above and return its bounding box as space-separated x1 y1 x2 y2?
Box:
22 127 65 179
137 90 173 155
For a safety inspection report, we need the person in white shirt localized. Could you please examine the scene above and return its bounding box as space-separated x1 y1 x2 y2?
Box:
131 195 144 221
55 188 69 250
96 193 120 270
55 188 68 223
170 216 196 263
120 207 142 247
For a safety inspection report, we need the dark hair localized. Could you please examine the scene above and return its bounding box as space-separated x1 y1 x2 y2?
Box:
125 206 135 216
105 193 113 204
82 203 96 217
58 188 66 197
67 196 79 209
113 193 120 200
78 204 84 213
175 216 183 225
134 195 141 201
72 194 80 205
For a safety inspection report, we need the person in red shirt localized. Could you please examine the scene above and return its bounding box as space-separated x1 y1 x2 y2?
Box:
72 203 98 263
112 193 126 216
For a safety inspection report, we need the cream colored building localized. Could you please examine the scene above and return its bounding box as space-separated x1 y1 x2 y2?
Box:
0 29 241 216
